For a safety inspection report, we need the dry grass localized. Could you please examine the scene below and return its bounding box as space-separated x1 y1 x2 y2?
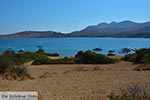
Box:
108 83 150 100
2 65 33 80
135 64 150 71
0 61 149 100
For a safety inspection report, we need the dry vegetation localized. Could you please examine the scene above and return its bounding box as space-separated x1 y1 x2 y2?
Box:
0 61 149 100
0 49 150 100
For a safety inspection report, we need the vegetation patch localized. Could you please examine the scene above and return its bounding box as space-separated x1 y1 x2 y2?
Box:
107 53 116 56
0 55 31 80
123 48 150 64
0 50 37 80
32 50 116 65
75 50 116 64
0 49 117 79
0 55 14 74
3 65 32 80
134 64 150 71
32 56 76 65
108 84 150 100
123 48 150 71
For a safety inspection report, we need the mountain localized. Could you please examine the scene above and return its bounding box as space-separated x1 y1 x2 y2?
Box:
69 20 150 37
1 20 150 38
0 31 65 38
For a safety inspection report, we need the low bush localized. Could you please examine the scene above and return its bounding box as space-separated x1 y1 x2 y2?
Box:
46 53 59 57
124 54 137 62
0 55 31 80
134 49 150 64
35 50 59 57
0 56 13 74
4 65 31 80
32 56 52 65
0 50 60 79
75 50 116 64
0 51 32 80
135 64 150 71
108 84 150 100
2 51 34 65
32 56 76 65
2 51 60 64
107 53 116 56
123 48 150 64
62 57 76 64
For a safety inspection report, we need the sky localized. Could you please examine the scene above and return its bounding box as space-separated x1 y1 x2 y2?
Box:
0 0 150 34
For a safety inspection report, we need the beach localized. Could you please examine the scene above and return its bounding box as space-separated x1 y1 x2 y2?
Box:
0 0 149 100
0 61 149 100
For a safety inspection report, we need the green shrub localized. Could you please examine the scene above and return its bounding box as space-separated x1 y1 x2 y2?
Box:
58 57 76 64
32 56 51 65
134 49 150 64
0 51 32 80
75 50 115 64
32 56 76 65
2 51 31 65
0 56 13 74
124 54 137 62
1 49 60 65
107 53 116 56
0 55 31 80
46 53 59 57
123 48 150 64
3 51 59 64
0 50 60 79
35 50 59 57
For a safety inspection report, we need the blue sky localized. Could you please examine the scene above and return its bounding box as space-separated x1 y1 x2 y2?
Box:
0 0 149 34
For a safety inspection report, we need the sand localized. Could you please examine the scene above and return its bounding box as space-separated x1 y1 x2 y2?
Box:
0 61 150 100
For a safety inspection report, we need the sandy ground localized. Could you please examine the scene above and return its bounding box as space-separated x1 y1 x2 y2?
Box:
0 61 150 100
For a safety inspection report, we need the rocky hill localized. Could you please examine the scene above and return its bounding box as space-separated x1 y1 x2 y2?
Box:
1 20 150 38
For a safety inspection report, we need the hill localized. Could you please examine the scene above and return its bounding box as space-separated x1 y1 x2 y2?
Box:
0 31 65 38
1 20 150 38
69 20 150 37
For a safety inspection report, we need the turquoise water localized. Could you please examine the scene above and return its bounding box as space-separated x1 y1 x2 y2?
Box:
0 38 150 56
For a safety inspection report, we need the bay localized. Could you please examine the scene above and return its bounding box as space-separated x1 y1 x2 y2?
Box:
0 38 150 56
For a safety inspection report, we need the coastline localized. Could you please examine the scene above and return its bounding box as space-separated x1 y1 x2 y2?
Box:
0 49 149 100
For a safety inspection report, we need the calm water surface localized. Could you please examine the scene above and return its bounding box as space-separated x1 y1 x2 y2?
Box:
0 38 150 56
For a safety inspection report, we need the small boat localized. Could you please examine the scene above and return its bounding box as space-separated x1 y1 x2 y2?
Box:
37 46 43 48
18 48 25 53
131 48 137 51
108 50 115 53
121 48 131 53
93 47 102 51
37 46 44 52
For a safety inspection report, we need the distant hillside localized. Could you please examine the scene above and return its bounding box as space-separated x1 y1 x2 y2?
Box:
0 31 65 38
69 20 150 37
1 20 150 38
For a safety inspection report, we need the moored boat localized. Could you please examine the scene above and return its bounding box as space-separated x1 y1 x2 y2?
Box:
18 48 25 53
93 47 102 51
108 50 115 53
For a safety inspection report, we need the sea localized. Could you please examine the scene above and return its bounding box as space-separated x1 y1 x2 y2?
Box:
0 37 150 56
